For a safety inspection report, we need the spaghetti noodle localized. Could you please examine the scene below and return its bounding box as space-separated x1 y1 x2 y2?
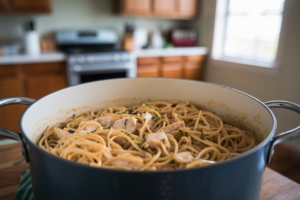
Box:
38 100 257 170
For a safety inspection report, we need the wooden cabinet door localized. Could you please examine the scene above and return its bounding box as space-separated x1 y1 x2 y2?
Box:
176 0 198 17
137 65 159 77
0 78 28 133
11 0 51 12
122 0 150 15
153 0 175 16
25 74 66 99
183 62 202 80
161 63 182 78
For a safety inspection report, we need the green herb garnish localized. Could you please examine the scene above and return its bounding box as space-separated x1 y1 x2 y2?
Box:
68 130 75 133
128 109 133 114
72 114 75 118
142 134 146 141
125 132 130 137
108 125 112 129
170 147 174 152
93 116 97 119
91 130 96 133
101 124 107 127
201 131 204 140
76 144 81 148
112 110 116 113
161 139 165 144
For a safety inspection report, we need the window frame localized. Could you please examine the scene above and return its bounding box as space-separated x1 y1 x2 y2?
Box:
210 0 286 75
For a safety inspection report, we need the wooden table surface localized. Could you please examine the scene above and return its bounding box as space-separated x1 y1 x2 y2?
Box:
1 143 300 200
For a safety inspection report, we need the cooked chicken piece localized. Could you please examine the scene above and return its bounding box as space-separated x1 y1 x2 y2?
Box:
162 121 184 133
174 152 194 163
110 152 143 170
112 117 137 133
142 112 152 121
78 121 102 134
54 128 72 140
146 130 170 148
94 116 114 125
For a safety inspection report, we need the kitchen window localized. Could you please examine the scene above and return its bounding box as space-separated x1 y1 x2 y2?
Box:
212 0 285 68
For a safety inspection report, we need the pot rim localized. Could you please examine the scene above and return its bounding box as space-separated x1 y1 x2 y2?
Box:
20 77 277 174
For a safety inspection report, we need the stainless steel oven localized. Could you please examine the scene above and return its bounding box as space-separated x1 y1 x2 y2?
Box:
56 29 136 86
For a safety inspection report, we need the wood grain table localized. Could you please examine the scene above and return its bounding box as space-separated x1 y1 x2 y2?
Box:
1 143 300 200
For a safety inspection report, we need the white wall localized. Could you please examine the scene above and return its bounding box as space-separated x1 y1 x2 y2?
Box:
196 0 300 149
0 0 183 40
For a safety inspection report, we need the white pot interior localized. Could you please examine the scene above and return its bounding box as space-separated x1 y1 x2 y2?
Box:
21 78 274 145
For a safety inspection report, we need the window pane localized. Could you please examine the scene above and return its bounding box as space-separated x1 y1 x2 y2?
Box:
223 0 284 64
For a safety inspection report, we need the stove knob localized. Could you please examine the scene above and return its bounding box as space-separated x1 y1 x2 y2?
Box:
121 53 129 61
77 56 85 63
113 54 120 62
86 55 94 63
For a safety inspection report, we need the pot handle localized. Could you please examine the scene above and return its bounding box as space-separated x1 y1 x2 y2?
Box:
265 100 300 163
0 97 36 162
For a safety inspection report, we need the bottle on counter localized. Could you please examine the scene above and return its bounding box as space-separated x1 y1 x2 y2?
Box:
23 19 41 55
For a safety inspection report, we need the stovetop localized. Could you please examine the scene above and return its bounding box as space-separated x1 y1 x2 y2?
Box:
57 44 125 55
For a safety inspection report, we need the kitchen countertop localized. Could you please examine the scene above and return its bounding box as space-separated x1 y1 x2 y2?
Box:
0 47 207 65
0 143 299 200
134 47 208 57
0 52 65 64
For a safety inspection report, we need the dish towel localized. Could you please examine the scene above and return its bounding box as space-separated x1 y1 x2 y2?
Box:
14 169 35 200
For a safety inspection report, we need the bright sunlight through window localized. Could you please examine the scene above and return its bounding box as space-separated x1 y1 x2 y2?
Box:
212 0 285 68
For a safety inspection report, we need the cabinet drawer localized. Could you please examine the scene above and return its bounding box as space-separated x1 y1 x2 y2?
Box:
161 63 182 78
137 65 159 77
162 56 182 63
183 62 202 80
24 62 65 75
137 57 158 65
184 55 205 63
0 65 18 77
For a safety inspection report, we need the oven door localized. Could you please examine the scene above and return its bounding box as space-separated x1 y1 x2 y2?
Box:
67 62 136 86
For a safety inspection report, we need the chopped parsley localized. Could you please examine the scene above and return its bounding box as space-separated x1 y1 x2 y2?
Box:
112 110 116 113
68 130 75 133
201 131 204 140
72 114 75 118
161 139 165 144
76 144 81 148
108 125 112 129
101 124 107 127
145 103 151 108
93 116 97 119
128 109 133 114
170 147 174 152
142 134 146 142
125 132 130 137
91 130 96 133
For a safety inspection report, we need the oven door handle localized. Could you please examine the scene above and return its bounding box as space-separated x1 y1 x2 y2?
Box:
71 64 133 73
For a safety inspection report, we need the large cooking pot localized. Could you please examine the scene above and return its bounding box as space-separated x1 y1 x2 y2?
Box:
1 78 300 200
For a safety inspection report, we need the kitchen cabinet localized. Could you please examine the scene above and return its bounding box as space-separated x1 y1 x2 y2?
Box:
176 0 198 17
153 0 175 16
137 55 204 80
161 63 182 78
0 62 66 134
117 0 199 19
0 0 51 13
122 0 150 15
